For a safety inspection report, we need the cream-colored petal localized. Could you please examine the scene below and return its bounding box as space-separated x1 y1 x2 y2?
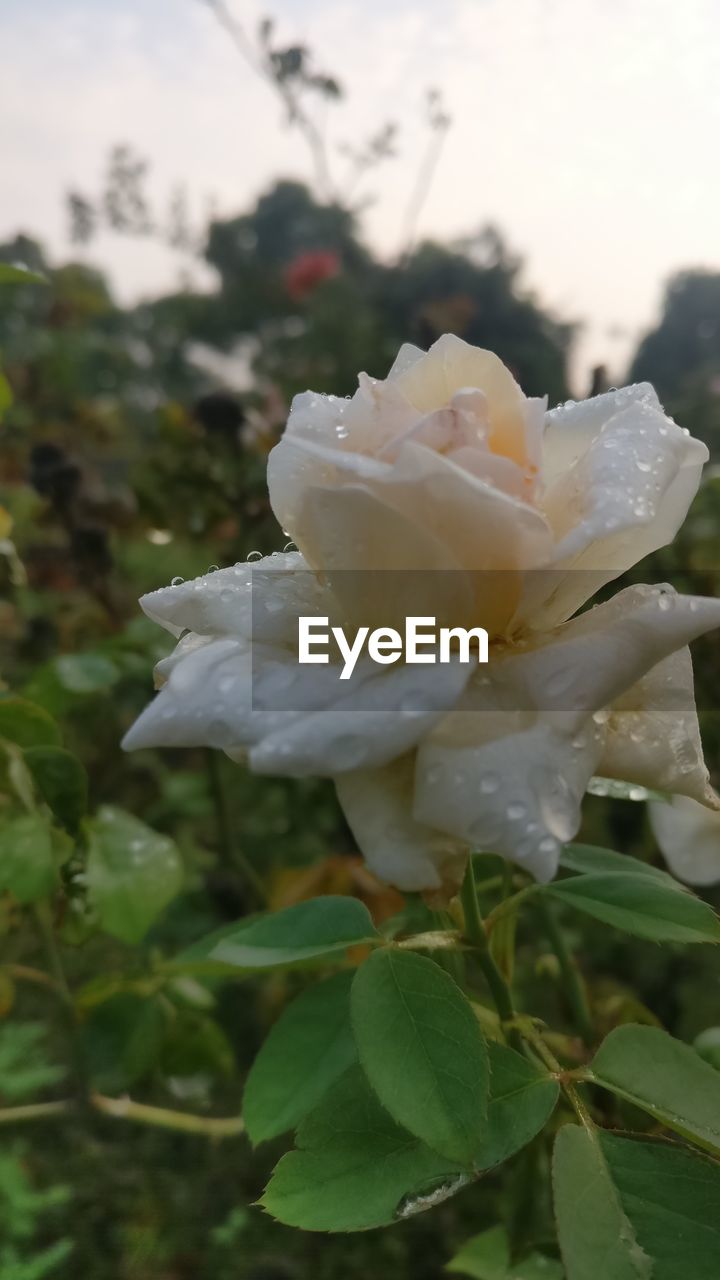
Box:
599 646 719 808
393 333 529 466
414 584 720 880
541 384 661 487
138 551 324 644
336 755 467 893
414 710 604 881
648 795 720 886
247 651 472 776
504 586 720 727
123 624 473 777
526 395 707 628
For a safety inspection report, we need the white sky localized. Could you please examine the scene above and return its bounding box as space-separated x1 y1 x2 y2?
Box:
2 0 720 391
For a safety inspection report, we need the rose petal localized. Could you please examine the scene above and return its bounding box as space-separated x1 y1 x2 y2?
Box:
414 709 604 881
598 646 719 808
138 552 327 645
123 628 474 777
648 795 720 886
527 391 707 627
392 333 529 466
413 585 720 880
335 755 467 893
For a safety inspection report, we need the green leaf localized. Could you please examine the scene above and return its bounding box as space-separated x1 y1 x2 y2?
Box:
695 1028 720 1071
446 1226 563 1279
0 370 12 416
160 1010 234 1081
210 897 378 969
591 1025 720 1157
0 698 61 749
0 813 57 902
600 1133 720 1280
553 1125 652 1280
560 844 684 888
260 1065 469 1231
23 747 88 833
0 262 47 284
475 1042 559 1171
545 873 720 943
350 948 489 1165
86 807 183 944
0 1022 65 1101
81 993 168 1092
243 971 357 1144
54 653 119 694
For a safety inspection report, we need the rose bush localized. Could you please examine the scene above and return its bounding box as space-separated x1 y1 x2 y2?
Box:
124 334 720 892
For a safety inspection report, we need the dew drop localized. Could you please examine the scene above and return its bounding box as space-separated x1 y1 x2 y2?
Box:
479 773 500 795
171 576 184 587
246 550 263 562
538 836 559 857
507 802 526 821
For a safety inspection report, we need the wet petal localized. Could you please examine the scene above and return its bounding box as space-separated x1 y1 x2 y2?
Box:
599 646 719 807
336 755 467 893
648 795 720 886
414 709 604 881
529 392 707 627
138 551 327 645
123 630 473 778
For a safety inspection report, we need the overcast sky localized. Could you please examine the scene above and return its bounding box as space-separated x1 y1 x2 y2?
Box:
2 0 720 390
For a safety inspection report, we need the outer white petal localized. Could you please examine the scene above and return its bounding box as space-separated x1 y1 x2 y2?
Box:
138 552 327 645
598 646 719 807
648 796 720 886
525 390 708 628
506 586 720 724
542 384 661 486
246 652 473 776
413 585 720 881
123 630 473 777
414 711 604 881
335 755 467 894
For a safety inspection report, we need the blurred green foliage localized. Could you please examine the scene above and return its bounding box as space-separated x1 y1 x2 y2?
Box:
0 165 719 1277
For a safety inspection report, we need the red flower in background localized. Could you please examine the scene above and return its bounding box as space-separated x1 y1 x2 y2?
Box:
283 249 341 301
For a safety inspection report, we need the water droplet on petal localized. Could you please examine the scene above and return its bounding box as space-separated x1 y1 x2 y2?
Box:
538 836 560 857
246 550 262 562
479 773 499 795
171 576 184 587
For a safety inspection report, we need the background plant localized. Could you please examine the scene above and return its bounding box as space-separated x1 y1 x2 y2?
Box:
1 13 720 1276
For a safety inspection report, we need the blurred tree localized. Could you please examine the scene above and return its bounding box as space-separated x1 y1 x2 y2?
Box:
630 270 720 454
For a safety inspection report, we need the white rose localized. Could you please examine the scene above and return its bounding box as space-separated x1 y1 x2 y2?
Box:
123 334 720 894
